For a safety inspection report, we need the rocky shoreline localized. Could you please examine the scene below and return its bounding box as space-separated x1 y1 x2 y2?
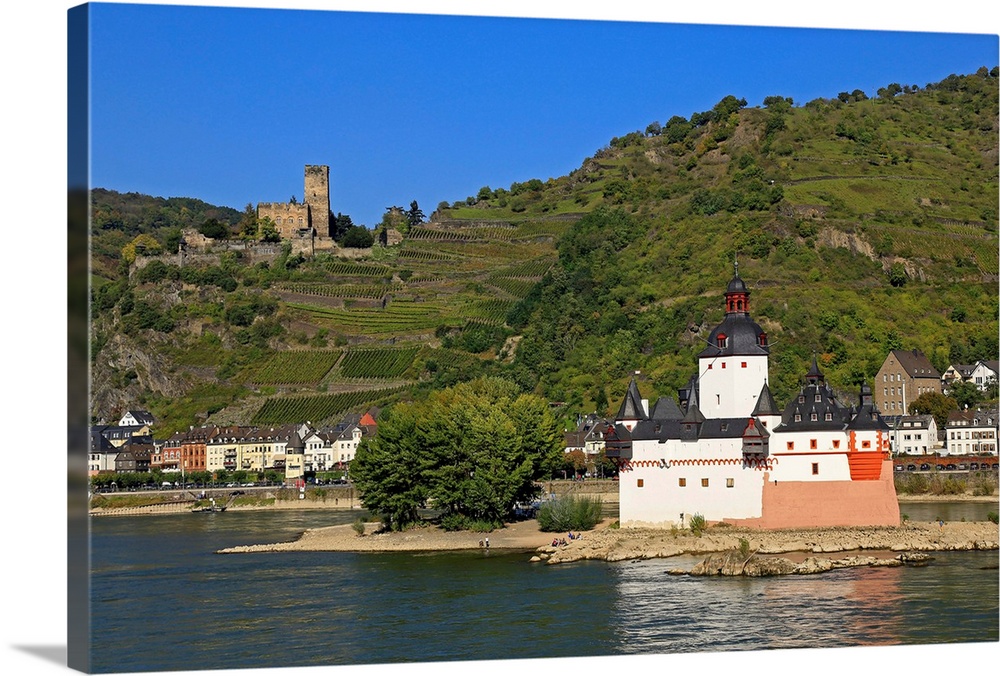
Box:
530 519 998 571
218 516 999 578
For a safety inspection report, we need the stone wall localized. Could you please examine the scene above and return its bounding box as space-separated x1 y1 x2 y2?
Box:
257 202 311 239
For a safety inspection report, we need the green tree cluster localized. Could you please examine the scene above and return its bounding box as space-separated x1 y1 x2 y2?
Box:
350 376 563 531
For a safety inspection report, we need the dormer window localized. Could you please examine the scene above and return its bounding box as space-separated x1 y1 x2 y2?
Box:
815 394 822 402
758 333 767 347
794 413 802 422
717 333 727 348
825 412 833 421
798 395 805 404
810 413 818 421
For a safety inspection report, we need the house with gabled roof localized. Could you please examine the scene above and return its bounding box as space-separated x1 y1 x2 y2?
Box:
118 410 155 427
89 428 118 476
874 349 941 415
883 414 939 455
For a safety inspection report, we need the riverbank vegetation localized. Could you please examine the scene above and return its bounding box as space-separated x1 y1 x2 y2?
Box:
537 495 603 532
895 471 998 496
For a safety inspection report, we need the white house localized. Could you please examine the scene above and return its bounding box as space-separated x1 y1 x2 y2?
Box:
945 408 999 456
607 271 899 530
118 410 155 427
884 415 939 455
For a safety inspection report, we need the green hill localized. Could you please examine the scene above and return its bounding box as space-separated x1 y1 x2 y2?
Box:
90 69 999 435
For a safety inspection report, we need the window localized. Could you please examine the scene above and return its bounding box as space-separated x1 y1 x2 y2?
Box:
810 413 818 421
722 362 727 369
741 362 747 368
812 463 819 475
707 364 712 370
815 393 822 402
786 441 794 450
810 439 817 449
832 439 840 449
825 412 832 422
794 414 801 422
637 479 644 488
717 333 727 348
701 478 709 487
726 478 734 488
862 440 871 449
678 478 686 487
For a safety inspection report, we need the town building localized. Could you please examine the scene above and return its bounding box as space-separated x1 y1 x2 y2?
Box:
944 360 999 394
606 271 899 530
873 349 941 415
944 408 999 456
883 414 939 455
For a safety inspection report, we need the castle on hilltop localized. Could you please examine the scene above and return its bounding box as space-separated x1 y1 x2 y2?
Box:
606 269 900 530
257 164 333 240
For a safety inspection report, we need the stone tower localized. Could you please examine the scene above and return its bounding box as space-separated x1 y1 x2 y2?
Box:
304 165 331 237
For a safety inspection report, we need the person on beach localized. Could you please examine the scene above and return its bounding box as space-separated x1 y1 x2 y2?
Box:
485 537 490 549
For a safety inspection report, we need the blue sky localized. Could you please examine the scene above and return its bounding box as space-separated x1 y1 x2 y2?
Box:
86 2 998 228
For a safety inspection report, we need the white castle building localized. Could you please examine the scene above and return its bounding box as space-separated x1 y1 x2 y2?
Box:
606 271 900 529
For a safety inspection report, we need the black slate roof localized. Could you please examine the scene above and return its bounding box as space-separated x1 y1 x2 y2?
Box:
698 312 769 358
752 382 780 417
616 376 648 421
650 397 683 421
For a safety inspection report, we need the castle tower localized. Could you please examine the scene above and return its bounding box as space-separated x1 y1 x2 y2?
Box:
697 269 770 419
304 165 331 236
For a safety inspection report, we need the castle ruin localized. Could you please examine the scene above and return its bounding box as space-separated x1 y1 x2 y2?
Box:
257 165 332 239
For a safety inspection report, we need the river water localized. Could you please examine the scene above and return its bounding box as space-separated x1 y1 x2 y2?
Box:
89 503 998 673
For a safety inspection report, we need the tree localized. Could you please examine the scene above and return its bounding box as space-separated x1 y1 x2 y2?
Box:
909 391 957 429
342 225 374 248
238 203 259 241
947 379 983 411
351 376 562 531
888 263 907 287
644 121 661 136
121 233 163 264
258 216 280 243
405 200 425 228
330 212 353 241
198 218 228 240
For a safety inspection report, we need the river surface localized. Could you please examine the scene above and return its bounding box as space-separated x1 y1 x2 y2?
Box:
89 503 998 673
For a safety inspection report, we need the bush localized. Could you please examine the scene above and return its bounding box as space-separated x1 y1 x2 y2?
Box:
536 496 603 532
689 513 706 536
439 513 497 532
351 518 366 536
987 512 998 525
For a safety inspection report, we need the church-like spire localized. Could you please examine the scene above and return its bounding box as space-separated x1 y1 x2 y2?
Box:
806 353 824 384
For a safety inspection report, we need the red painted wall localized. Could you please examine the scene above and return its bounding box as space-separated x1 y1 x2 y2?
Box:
728 460 900 529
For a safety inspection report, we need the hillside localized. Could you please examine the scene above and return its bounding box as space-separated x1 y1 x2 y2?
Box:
90 69 999 435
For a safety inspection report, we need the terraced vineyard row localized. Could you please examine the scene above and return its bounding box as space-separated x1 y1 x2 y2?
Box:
339 346 420 378
462 299 516 325
241 350 341 385
279 282 403 299
487 276 537 298
495 258 554 277
287 301 448 334
397 248 456 262
322 261 394 277
251 386 407 425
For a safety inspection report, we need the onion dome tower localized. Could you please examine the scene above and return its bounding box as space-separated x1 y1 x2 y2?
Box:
697 264 771 419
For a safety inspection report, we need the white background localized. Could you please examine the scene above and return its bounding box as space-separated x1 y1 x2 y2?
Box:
1 1 997 675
